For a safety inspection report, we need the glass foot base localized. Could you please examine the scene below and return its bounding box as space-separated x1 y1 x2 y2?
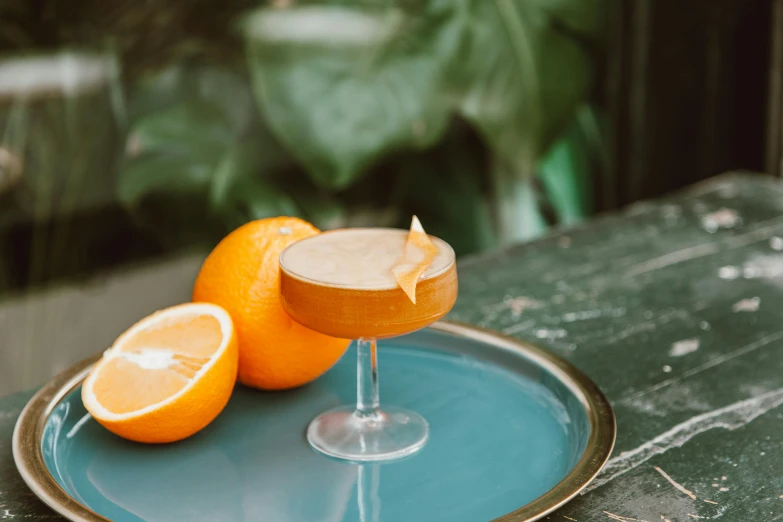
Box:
307 406 429 462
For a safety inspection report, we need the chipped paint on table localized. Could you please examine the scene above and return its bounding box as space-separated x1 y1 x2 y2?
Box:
2 172 783 521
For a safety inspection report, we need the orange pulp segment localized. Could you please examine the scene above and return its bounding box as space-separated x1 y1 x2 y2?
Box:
81 302 238 443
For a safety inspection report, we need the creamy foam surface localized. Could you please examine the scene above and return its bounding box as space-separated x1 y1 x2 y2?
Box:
280 228 454 289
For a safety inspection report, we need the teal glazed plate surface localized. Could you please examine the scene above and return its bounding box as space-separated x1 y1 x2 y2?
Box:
14 322 615 522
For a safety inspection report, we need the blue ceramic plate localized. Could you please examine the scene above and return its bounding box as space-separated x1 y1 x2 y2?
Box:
14 322 614 522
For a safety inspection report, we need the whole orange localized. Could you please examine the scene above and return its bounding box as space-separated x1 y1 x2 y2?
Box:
192 217 351 390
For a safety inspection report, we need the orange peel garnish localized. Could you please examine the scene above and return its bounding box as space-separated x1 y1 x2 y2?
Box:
392 216 438 303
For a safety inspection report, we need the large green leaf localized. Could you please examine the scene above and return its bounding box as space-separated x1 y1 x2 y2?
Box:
209 142 301 230
458 0 603 244
119 65 300 246
527 0 608 42
538 104 608 225
128 65 257 133
460 0 598 174
538 143 590 226
117 151 219 249
538 109 591 225
127 65 292 167
492 163 548 242
118 153 214 208
127 101 234 160
241 3 467 189
120 99 240 212
217 174 301 231
290 191 348 231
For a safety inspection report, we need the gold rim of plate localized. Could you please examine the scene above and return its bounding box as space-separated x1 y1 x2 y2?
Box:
13 321 616 522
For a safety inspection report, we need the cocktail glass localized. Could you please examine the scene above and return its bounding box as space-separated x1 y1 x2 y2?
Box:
279 228 457 461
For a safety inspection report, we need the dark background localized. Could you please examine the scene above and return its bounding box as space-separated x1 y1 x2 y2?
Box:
603 0 773 209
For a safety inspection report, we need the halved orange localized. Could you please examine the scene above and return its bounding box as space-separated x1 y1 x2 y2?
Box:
392 215 438 303
82 302 238 443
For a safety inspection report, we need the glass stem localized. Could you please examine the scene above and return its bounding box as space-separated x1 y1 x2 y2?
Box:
356 338 381 418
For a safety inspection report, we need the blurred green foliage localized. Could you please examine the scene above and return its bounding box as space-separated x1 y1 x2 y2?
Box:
119 65 297 248
2 0 609 282
119 0 607 253
243 4 459 189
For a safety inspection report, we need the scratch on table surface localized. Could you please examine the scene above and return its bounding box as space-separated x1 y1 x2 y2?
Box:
504 296 543 318
562 307 627 323
653 466 697 500
563 516 577 521
624 243 719 278
501 320 535 335
701 208 742 233
669 339 700 357
603 511 642 521
601 309 689 345
584 387 783 493
732 297 760 312
703 499 718 505
687 515 702 519
535 328 567 339
620 331 783 404
481 296 543 322
722 214 783 249
739 254 783 279
625 214 783 278
602 321 657 344
562 309 604 322
718 265 741 280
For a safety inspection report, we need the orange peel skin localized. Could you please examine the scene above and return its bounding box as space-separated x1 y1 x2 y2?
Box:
391 216 438 304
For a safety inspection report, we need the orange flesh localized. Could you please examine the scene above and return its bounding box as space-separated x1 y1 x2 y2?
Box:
280 264 458 339
91 314 222 414
117 315 223 357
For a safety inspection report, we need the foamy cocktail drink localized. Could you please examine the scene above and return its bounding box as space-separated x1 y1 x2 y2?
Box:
280 226 457 461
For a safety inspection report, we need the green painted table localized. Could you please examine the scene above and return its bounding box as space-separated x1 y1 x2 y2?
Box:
2 172 783 521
